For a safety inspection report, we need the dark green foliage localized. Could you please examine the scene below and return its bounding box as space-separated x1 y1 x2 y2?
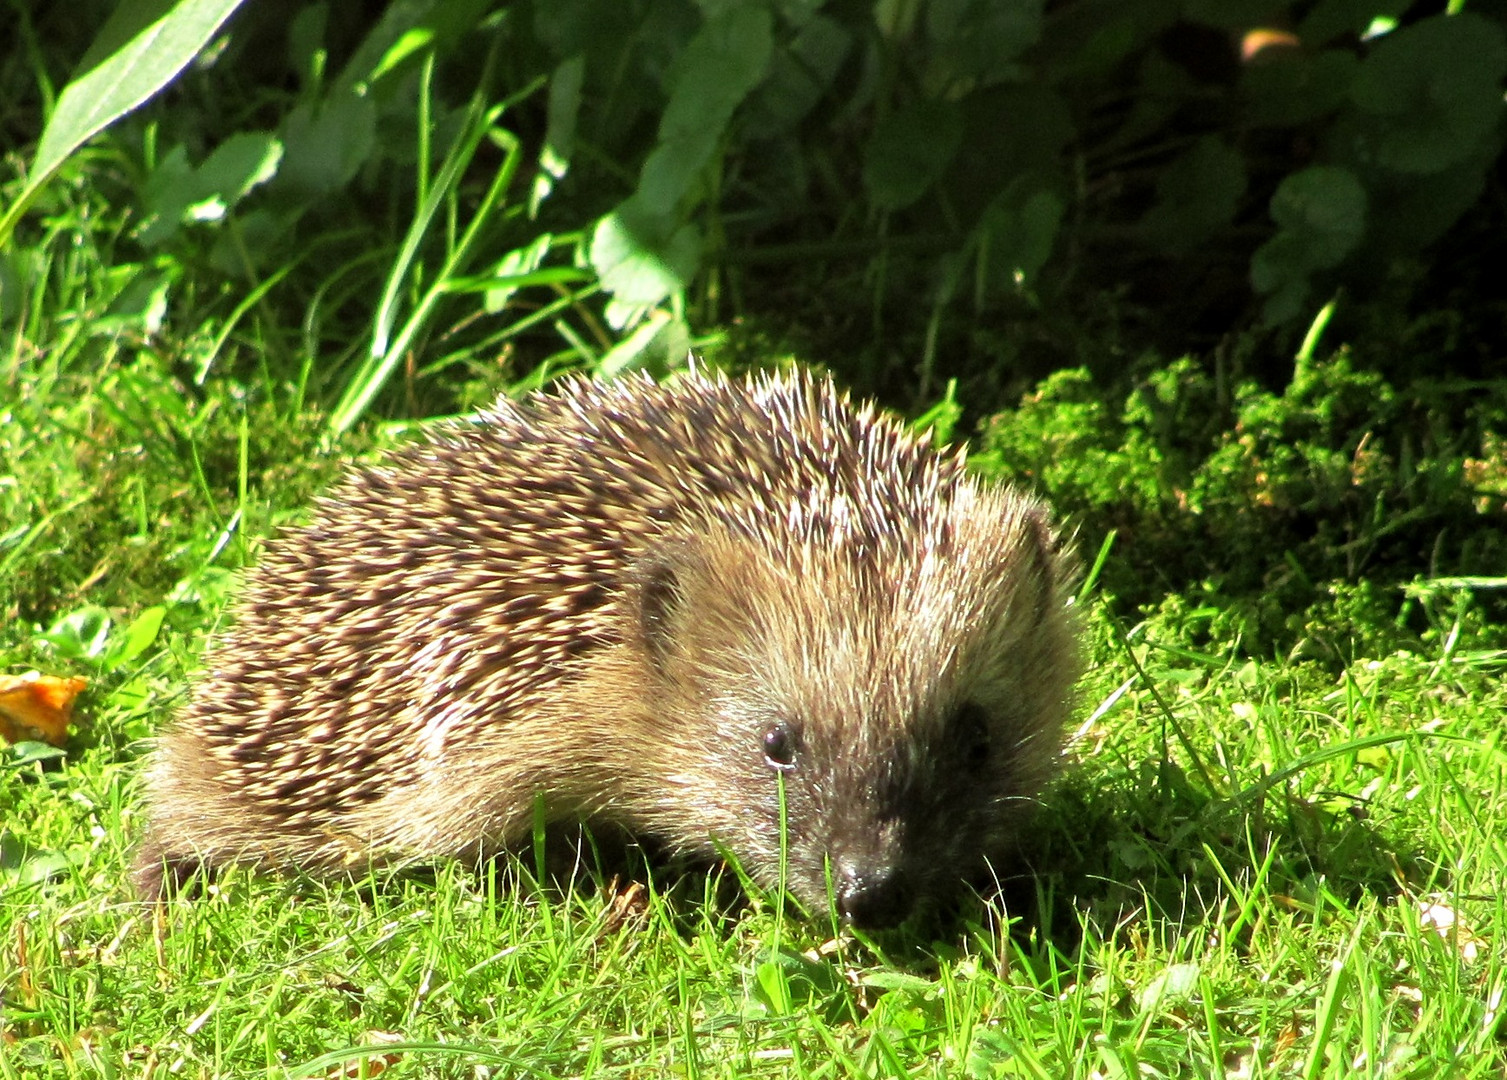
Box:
976 355 1507 659
10 1 1506 416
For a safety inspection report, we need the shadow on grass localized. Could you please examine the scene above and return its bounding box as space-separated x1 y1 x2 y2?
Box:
987 758 1435 972
128 756 1439 987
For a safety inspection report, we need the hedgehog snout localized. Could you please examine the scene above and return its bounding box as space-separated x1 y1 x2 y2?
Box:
816 803 920 927
834 860 913 928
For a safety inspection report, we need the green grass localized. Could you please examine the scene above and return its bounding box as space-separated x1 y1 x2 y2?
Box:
3 544 1505 1078
5 334 1506 1077
4 71 1506 1080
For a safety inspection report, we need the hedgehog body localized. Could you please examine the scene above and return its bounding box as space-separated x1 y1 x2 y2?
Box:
137 370 1079 925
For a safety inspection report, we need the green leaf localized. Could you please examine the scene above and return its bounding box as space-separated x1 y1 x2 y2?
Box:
531 55 585 214
1251 165 1366 322
978 181 1064 288
3 744 69 769
39 606 114 663
864 97 964 211
15 850 76 887
1347 13 1507 174
1140 136 1246 252
754 960 793 1014
484 235 556 314
925 0 1041 85
94 265 175 338
277 91 377 197
744 15 852 135
1298 0 1409 45
636 4 774 216
139 132 283 245
1134 962 1201 1011
597 309 689 379
588 4 770 311
106 606 168 672
0 0 246 246
750 946 844 1014
965 1028 1019 1077
1362 148 1500 254
590 200 702 312
370 27 437 83
861 970 940 993
1267 165 1367 269
1240 49 1357 128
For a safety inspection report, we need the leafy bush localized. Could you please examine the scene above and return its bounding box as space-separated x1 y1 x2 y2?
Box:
976 354 1507 658
7 1 1505 416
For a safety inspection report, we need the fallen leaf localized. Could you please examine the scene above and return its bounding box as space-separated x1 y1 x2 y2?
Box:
324 1031 405 1079
598 877 649 937
1418 896 1485 963
0 672 86 746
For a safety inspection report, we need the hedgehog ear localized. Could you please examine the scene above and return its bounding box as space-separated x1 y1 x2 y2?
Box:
1012 502 1074 624
631 542 698 670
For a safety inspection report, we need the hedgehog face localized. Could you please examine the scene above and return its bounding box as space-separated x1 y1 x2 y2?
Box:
618 493 1076 928
720 691 1050 928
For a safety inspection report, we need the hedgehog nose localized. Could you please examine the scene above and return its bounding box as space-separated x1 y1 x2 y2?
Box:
836 865 911 928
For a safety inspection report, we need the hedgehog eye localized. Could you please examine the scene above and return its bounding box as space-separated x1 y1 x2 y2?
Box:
762 723 799 771
952 702 992 771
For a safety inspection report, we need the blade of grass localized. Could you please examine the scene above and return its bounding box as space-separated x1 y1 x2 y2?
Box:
328 90 536 432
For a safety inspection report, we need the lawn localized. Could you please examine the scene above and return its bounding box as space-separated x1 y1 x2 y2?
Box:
3 262 1504 1076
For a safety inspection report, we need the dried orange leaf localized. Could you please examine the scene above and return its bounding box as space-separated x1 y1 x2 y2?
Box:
0 672 86 746
598 877 650 937
323 1031 405 1079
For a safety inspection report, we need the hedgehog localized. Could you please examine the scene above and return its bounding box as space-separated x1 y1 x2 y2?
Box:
135 368 1079 927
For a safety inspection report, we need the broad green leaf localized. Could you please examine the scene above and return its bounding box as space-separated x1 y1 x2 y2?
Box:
2 745 69 770
863 97 963 211
39 606 113 662
660 5 774 142
965 1028 1019 1078
636 4 774 217
94 267 173 338
277 92 377 197
744 15 851 136
590 202 702 312
925 0 1041 85
1140 137 1246 252
1240 50 1357 128
531 55 585 215
138 132 283 245
1265 165 1367 270
194 131 281 203
596 308 682 378
586 4 771 310
370 27 436 83
1361 148 1500 253
1251 165 1366 324
1298 0 1409 44
1134 962 1202 1011
484 234 557 314
106 605 168 672
1348 12 1507 174
0 0 246 246
978 180 1064 289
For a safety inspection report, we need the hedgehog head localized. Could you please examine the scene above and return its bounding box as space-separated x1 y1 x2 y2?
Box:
601 477 1078 928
